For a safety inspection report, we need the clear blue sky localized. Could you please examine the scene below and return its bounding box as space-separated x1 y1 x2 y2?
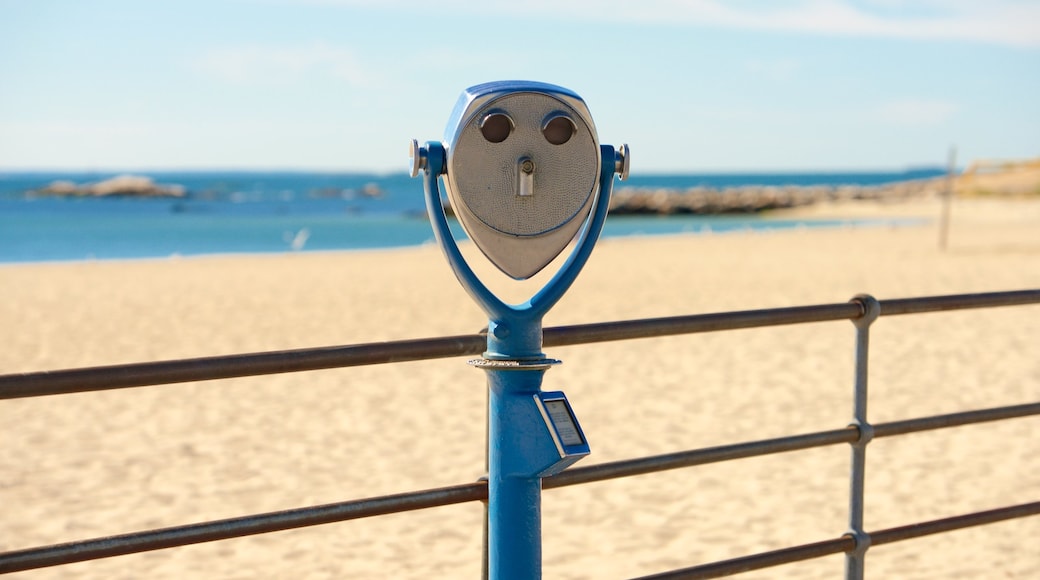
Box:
1 0 1037 172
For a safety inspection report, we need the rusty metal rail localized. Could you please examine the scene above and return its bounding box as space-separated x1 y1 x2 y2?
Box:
632 502 1040 580
2 289 1038 577
2 290 1037 400
3 402 1037 575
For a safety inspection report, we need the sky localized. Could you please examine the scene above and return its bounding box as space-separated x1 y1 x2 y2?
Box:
1 0 1037 173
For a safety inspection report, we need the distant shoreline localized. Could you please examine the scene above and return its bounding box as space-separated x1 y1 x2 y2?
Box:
609 158 1039 215
4 160 1036 219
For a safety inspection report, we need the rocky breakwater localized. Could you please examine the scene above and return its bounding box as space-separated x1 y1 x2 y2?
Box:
31 175 186 198
608 177 944 215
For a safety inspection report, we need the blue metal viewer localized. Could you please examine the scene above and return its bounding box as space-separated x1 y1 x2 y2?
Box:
410 81 628 579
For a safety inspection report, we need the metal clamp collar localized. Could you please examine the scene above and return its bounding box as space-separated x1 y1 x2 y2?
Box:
468 358 562 371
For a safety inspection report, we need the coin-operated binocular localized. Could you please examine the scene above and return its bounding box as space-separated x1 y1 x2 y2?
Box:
410 81 628 580
412 80 628 280
410 81 629 356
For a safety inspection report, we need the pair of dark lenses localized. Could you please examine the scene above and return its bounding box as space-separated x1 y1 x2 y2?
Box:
479 114 575 145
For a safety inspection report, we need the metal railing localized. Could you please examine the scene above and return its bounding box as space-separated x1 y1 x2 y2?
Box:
1 289 1038 577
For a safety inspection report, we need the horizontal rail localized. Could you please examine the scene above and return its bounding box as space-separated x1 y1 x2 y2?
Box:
2 290 1037 400
548 401 1040 489
0 334 486 399
631 501 1040 580
0 482 487 574
547 428 858 489
870 501 1040 546
877 289 1040 316
634 536 855 580
5 401 1035 574
543 302 862 346
873 402 1040 438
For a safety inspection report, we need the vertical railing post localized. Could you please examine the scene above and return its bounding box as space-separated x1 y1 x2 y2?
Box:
938 146 957 251
846 294 880 579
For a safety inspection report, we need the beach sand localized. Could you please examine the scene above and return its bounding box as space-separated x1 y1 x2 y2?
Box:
2 196 1038 579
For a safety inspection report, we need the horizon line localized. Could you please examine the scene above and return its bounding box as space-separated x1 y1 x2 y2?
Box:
0 164 954 176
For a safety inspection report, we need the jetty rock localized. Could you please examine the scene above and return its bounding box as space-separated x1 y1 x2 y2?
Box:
608 178 943 215
35 175 186 198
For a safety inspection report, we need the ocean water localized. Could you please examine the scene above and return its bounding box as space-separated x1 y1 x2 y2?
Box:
0 169 941 264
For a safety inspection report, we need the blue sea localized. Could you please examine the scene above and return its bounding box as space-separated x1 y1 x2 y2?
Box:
0 169 942 264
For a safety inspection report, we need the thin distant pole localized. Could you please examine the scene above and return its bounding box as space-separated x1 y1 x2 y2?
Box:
938 146 957 251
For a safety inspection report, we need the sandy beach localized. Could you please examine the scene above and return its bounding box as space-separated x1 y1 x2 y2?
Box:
2 195 1038 579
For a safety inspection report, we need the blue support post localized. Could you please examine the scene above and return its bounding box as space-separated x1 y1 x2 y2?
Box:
485 363 554 579
418 142 619 579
